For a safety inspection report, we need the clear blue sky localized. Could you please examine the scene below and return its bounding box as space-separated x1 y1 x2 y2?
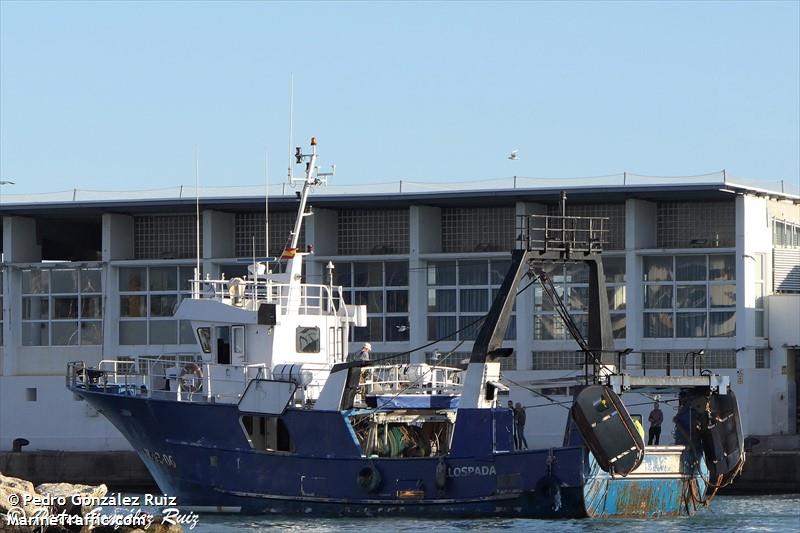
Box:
1 1 798 195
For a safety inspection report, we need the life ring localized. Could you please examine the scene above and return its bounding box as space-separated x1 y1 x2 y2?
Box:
179 362 204 393
356 463 382 493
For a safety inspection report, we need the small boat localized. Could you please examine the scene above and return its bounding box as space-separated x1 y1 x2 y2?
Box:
67 137 745 518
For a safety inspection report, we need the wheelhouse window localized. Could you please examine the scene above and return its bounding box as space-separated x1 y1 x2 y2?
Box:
296 326 320 353
197 327 212 353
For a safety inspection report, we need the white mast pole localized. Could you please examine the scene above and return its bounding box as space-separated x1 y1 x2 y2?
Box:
195 146 201 296
265 151 270 263
287 74 294 183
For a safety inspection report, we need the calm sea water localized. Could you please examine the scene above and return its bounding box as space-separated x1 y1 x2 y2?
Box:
153 494 798 533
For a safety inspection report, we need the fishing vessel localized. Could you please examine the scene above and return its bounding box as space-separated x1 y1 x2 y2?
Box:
67 137 745 518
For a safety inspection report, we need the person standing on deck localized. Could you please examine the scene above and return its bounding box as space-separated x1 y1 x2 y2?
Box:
514 402 528 449
354 343 372 362
507 400 519 449
648 401 664 445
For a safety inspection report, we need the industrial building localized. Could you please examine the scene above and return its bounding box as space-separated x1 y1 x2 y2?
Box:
1 172 798 450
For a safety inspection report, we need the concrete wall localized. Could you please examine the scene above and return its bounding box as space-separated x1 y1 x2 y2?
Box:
0 376 130 451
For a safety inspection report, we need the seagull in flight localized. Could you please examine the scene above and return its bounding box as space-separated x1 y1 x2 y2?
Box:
508 150 519 161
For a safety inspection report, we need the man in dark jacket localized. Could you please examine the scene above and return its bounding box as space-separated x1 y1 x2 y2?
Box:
648 401 664 445
514 402 528 449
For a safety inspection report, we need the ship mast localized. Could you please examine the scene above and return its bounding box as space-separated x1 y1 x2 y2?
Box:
283 137 334 278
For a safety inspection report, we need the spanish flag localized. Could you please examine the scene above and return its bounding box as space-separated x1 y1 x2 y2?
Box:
280 248 297 260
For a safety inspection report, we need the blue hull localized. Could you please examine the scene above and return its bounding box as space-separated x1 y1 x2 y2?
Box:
75 388 705 518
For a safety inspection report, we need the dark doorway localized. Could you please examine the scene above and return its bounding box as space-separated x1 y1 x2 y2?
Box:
216 326 231 365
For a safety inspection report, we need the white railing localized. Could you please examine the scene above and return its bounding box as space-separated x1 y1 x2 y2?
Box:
69 356 269 404
361 364 463 396
190 278 348 317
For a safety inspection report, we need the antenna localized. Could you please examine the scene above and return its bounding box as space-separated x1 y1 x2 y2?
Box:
287 73 294 183
195 146 201 288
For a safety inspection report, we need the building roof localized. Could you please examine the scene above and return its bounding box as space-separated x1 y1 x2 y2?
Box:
1 171 797 217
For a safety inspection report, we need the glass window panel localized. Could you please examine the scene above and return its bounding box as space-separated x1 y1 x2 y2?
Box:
386 317 410 341
607 286 626 310
645 285 673 309
676 312 707 337
504 317 517 341
491 288 517 312
149 320 178 344
120 295 147 317
676 286 706 308
52 297 79 319
386 290 408 313
150 295 178 317
428 289 456 312
22 322 49 346
119 267 147 292
428 316 457 341
80 321 103 345
119 320 147 345
611 314 626 339
81 296 102 318
334 263 352 287
755 310 765 338
709 284 736 307
490 260 511 284
543 264 566 283
603 257 626 283
22 270 49 294
353 263 383 287
675 256 707 281
51 321 79 345
573 314 589 339
179 266 196 292
568 286 588 311
149 267 177 291
644 312 673 337
22 297 49 320
535 315 564 340
354 317 383 343
459 315 483 340
296 326 320 353
459 260 488 285
355 290 383 313
428 261 456 286
196 326 212 352
460 288 488 312
534 286 561 312
385 262 408 287
709 255 735 281
219 263 248 280
643 256 673 282
80 269 102 293
49 269 77 293
565 262 589 284
709 311 736 337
